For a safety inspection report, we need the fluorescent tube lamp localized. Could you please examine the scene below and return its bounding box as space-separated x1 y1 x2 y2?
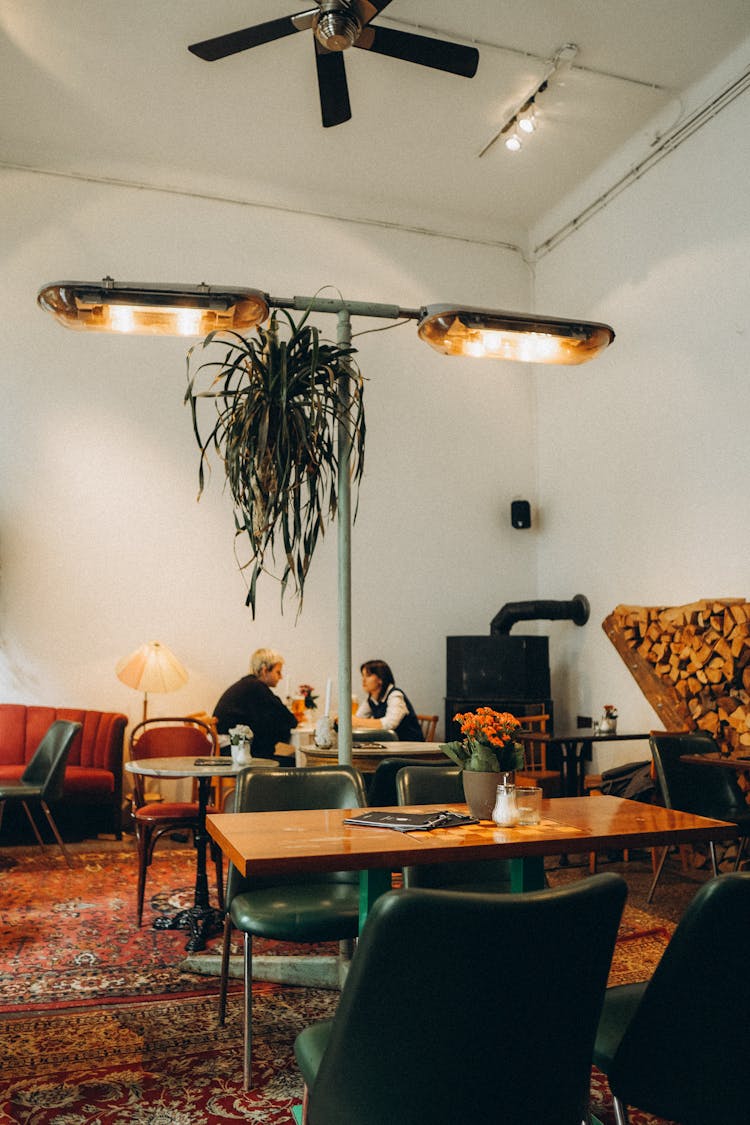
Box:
37 279 269 336
417 305 615 365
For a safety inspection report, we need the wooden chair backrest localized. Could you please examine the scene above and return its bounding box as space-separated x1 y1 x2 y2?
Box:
518 714 550 771
417 714 438 741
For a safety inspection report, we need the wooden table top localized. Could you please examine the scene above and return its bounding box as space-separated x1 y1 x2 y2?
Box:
681 753 750 771
207 795 736 877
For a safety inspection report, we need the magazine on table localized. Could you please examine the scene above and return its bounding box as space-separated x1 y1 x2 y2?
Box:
343 810 478 832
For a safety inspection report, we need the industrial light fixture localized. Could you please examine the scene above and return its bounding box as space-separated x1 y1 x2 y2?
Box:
37 278 269 337
417 305 615 365
37 279 615 365
504 130 523 152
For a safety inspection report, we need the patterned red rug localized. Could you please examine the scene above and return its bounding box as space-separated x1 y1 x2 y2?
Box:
0 846 678 1122
0 844 336 1012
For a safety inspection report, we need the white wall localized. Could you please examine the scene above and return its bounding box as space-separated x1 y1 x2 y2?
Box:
532 79 750 755
0 169 538 736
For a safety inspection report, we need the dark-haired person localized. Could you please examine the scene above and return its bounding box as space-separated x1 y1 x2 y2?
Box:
354 659 424 742
213 647 297 765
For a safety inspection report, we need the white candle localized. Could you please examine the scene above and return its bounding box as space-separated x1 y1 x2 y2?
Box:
324 677 332 717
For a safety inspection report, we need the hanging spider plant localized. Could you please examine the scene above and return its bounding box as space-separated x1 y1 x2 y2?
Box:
185 307 365 615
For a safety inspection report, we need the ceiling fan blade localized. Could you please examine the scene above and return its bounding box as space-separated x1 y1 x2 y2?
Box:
355 26 479 78
188 11 316 61
314 42 352 128
351 0 394 27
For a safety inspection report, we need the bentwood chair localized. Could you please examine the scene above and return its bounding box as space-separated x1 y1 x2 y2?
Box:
295 874 627 1125
594 871 750 1125
647 731 750 901
395 764 512 892
416 713 438 741
0 719 81 867
217 765 368 1089
129 716 224 925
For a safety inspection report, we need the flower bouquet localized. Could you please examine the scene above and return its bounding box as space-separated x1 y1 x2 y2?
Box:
299 684 318 711
440 708 525 773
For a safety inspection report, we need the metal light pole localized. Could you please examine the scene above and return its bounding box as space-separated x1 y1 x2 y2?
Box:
269 295 419 765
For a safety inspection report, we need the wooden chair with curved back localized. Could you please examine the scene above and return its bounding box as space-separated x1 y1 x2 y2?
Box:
416 714 438 742
129 716 224 926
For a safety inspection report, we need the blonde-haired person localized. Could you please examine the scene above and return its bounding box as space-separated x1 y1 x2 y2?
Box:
214 648 297 764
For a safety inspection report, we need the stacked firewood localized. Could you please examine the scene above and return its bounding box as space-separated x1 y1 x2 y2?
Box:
603 599 750 756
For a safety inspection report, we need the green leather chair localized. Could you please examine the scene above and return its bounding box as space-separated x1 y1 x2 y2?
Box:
295 874 627 1125
594 871 750 1125
217 765 368 1089
366 755 446 806
0 719 81 866
395 763 512 892
648 731 750 901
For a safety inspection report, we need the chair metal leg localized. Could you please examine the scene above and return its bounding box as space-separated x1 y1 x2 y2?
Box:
734 835 748 871
218 914 232 1026
613 1096 630 1125
212 842 224 909
646 845 669 903
39 800 73 868
243 930 253 1090
709 840 719 877
21 800 48 851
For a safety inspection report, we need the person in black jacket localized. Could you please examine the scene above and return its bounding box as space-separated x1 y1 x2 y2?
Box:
354 659 424 742
213 648 297 764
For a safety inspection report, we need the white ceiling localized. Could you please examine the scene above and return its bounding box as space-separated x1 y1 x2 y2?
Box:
2 0 750 247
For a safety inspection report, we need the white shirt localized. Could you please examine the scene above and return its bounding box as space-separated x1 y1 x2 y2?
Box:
356 685 408 731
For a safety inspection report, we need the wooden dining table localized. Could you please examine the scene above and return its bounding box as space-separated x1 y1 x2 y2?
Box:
207 794 736 918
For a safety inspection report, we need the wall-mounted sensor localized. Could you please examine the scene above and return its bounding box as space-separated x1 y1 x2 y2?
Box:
511 500 531 529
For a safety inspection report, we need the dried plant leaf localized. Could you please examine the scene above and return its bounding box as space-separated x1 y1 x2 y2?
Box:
185 310 365 616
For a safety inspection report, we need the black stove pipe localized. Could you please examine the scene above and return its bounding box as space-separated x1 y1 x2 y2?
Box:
490 594 590 636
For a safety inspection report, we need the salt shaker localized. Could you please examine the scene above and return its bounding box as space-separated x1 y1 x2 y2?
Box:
492 780 519 827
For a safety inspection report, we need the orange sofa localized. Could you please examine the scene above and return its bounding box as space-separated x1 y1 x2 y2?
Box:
0 704 128 840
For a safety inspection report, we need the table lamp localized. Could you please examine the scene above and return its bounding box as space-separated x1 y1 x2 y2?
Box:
116 640 188 722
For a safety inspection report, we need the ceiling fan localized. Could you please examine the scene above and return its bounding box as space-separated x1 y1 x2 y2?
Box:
188 1 479 128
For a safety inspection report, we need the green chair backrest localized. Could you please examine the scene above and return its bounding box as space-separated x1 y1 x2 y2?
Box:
304 874 627 1125
606 871 750 1124
649 732 749 817
21 720 82 801
366 756 447 807
226 765 367 902
395 763 511 891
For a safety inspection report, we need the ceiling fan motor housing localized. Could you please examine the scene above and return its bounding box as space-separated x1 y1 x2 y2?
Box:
314 1 362 51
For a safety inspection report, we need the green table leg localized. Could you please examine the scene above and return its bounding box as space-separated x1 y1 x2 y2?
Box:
510 855 545 892
359 867 393 925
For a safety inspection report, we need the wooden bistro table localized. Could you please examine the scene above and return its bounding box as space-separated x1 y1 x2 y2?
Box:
207 794 736 923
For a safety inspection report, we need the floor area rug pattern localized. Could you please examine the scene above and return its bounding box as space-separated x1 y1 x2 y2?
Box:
0 847 335 1011
0 846 685 1122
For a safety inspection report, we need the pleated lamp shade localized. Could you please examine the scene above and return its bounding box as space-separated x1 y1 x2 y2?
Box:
116 641 188 722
